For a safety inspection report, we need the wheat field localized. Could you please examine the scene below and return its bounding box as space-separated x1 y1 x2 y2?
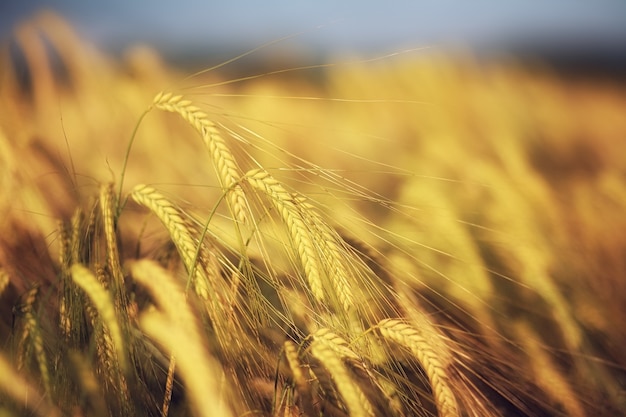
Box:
1 11 626 417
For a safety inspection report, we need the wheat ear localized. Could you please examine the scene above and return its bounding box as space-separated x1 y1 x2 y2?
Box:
130 259 233 417
309 335 374 417
294 196 355 312
377 318 459 417
70 264 127 372
131 184 211 298
153 91 249 225
246 169 325 304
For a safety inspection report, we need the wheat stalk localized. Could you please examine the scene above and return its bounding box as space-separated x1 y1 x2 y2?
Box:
131 184 238 348
152 91 249 225
294 196 356 312
377 318 459 417
131 184 211 297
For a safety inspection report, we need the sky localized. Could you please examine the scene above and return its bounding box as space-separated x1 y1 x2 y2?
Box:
2 1 626 63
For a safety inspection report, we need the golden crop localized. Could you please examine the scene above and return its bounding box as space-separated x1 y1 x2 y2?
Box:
1 11 625 417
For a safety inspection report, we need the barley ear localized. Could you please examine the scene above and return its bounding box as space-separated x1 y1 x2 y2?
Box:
309 337 374 417
152 91 249 225
377 318 459 417
70 264 127 372
246 169 325 304
130 259 234 417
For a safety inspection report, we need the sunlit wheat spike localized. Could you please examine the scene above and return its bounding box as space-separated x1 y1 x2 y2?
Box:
377 319 459 417
99 182 123 286
131 185 235 344
57 219 71 270
153 91 249 225
58 221 83 339
293 195 356 312
311 222 355 312
131 259 233 417
310 338 374 417
313 328 360 361
70 263 127 372
246 169 325 304
131 184 208 294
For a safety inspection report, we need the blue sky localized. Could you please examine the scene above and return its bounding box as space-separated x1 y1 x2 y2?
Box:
2 1 626 58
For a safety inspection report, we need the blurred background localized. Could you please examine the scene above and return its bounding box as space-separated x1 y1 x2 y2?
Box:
2 1 626 76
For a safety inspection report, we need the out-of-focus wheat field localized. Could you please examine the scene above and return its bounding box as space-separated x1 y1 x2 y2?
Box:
1 11 625 417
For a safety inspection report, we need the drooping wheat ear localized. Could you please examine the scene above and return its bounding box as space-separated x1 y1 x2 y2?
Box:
313 328 360 361
376 319 459 417
130 259 233 417
131 184 234 344
90 264 132 413
0 267 8 297
293 195 356 312
99 183 124 288
309 335 374 417
131 184 210 296
153 91 249 225
246 169 325 304
70 264 127 373
0 353 60 417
